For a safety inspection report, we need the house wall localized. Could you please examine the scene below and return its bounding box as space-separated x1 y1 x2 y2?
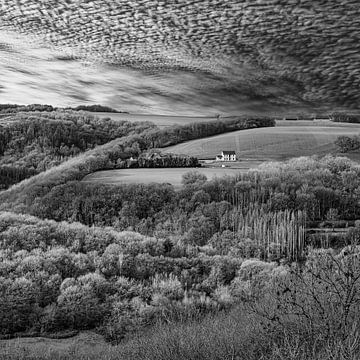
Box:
216 153 236 161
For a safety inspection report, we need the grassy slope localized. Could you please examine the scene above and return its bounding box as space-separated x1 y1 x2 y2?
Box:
163 121 360 161
82 167 258 188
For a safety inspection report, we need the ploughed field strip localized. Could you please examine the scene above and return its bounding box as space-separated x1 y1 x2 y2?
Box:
163 121 360 160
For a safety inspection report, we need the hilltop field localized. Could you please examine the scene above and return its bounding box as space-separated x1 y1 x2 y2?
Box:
82 167 257 189
164 120 360 161
84 119 360 187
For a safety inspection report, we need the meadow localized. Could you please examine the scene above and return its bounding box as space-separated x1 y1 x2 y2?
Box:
82 167 258 188
163 120 360 161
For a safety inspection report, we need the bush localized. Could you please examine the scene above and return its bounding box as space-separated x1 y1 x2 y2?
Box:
335 135 360 153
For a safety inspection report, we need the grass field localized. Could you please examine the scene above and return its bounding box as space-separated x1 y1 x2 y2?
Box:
82 167 255 188
163 120 360 161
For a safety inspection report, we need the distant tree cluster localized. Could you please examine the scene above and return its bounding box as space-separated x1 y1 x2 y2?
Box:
330 112 360 123
66 105 126 113
0 104 55 113
118 151 200 169
0 104 124 114
335 135 360 153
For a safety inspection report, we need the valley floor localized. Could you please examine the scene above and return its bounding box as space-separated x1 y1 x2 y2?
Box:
82 164 261 188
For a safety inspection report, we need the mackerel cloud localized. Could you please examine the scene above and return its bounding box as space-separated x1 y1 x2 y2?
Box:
0 1 359 114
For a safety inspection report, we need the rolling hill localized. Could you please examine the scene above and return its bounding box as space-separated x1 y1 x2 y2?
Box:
0 1 359 114
163 120 360 161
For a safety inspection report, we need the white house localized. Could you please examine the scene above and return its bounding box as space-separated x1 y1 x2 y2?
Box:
216 151 237 162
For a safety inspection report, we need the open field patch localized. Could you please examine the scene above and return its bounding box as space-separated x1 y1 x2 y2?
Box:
0 331 107 358
82 167 256 188
163 121 360 161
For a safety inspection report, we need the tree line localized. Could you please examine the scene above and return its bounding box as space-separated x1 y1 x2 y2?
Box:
0 104 123 114
330 112 360 123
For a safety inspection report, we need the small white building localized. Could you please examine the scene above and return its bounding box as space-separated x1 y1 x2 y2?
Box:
216 151 237 162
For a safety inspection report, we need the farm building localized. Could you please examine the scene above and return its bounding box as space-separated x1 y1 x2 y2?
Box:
216 151 237 162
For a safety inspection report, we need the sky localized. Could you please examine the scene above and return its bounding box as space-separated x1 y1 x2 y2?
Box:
0 30 281 115
0 1 359 115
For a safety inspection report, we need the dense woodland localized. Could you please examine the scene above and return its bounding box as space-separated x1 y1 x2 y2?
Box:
0 104 122 114
330 112 360 123
21 156 360 248
1 110 360 359
67 105 126 113
1 156 360 346
0 104 55 113
0 111 156 189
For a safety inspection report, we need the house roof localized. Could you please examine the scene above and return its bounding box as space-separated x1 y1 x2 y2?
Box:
222 151 236 155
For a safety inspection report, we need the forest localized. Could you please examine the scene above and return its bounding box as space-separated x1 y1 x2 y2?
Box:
1 156 360 354
0 111 156 189
0 104 123 114
330 112 360 123
1 110 360 359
